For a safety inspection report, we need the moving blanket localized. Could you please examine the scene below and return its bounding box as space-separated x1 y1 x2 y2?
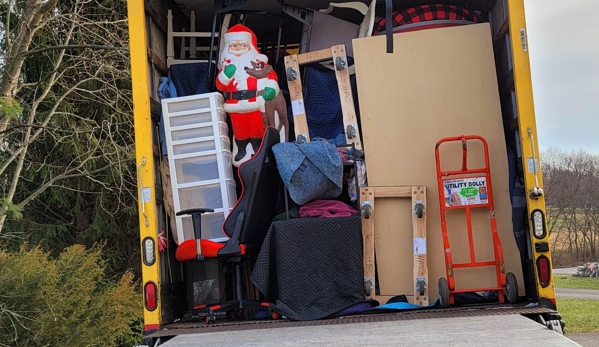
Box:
272 140 343 205
250 216 364 321
169 62 215 97
286 66 360 142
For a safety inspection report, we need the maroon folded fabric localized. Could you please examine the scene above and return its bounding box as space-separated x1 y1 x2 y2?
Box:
299 199 358 218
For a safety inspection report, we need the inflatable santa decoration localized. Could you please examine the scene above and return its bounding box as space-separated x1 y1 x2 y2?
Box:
216 24 286 166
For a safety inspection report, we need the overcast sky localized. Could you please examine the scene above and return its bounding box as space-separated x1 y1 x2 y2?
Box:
524 0 599 154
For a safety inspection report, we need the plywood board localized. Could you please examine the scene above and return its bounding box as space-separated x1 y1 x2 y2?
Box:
353 23 524 300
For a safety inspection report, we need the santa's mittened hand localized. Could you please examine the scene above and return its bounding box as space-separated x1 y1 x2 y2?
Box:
262 87 276 101
224 64 236 78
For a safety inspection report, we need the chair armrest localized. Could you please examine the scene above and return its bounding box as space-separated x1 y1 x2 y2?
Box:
175 208 214 261
218 212 244 257
176 208 215 216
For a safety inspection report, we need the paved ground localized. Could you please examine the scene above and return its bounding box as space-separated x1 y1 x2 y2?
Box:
556 288 599 300
554 267 580 275
567 333 599 347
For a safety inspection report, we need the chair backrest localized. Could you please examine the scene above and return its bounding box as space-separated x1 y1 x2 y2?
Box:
167 10 236 67
223 127 281 246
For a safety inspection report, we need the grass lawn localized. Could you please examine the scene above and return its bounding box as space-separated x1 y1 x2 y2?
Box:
554 275 599 290
554 275 599 333
557 299 599 333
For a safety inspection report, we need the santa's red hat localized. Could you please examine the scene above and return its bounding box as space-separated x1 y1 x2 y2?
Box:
224 24 258 48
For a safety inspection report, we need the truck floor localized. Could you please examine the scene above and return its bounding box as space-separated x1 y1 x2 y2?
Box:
149 304 574 346
158 314 579 346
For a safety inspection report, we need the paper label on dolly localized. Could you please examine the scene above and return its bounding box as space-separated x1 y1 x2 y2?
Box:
443 177 488 207
527 157 539 173
414 237 427 255
291 99 305 116
141 187 151 202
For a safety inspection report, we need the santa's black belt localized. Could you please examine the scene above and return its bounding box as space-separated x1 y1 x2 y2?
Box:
227 90 257 101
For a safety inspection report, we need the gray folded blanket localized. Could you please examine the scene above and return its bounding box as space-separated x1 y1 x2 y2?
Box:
272 140 342 205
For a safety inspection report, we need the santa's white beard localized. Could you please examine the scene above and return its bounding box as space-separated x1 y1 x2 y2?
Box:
222 49 263 82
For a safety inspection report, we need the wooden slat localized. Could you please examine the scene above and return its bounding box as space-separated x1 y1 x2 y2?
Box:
360 186 375 300
361 185 429 305
297 48 334 65
171 32 219 38
147 47 168 75
144 0 167 34
372 186 412 197
284 54 310 142
331 45 363 150
412 186 428 306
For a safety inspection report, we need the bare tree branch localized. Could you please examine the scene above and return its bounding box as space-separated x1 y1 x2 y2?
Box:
22 45 127 57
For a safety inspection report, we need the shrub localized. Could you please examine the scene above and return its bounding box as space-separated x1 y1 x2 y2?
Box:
0 244 142 347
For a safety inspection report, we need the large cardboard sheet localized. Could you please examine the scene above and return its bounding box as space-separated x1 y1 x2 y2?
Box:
353 23 524 301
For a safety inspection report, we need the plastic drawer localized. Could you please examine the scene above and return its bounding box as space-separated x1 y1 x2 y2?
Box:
175 154 219 183
168 109 213 127
216 109 227 123
227 181 237 207
181 211 226 241
178 183 223 210
172 140 216 155
216 121 228 137
165 96 211 114
171 126 213 141
220 136 231 152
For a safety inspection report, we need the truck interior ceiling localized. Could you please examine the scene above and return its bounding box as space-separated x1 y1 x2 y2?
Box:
144 0 548 331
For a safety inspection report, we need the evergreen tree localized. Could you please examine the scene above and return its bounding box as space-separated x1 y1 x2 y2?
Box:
0 0 139 276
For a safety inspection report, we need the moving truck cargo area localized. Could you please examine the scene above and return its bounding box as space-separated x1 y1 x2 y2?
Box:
126 0 569 345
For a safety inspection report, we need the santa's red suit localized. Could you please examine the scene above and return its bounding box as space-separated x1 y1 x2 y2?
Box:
216 24 280 163
215 67 279 139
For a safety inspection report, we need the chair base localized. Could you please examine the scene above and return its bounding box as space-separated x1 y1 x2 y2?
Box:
205 299 279 324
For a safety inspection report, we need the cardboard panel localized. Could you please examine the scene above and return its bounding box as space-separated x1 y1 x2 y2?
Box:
353 23 524 300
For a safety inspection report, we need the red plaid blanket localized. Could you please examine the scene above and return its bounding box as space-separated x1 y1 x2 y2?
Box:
373 4 482 35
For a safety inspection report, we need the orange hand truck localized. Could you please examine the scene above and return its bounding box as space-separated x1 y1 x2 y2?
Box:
434 135 518 308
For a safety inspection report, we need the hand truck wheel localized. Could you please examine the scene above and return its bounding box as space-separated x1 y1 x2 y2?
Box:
506 272 518 304
364 278 372 296
414 203 424 219
438 277 450 308
361 203 372 219
286 67 297 81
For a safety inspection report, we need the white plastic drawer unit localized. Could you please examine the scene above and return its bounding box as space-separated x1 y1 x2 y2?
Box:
162 92 236 243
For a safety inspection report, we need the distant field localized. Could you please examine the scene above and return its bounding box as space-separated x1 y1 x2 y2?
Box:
550 230 598 267
547 208 599 267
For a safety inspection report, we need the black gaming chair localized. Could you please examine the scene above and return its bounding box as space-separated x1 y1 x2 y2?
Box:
175 127 282 324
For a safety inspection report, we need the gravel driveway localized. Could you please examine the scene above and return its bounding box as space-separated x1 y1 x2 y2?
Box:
556 288 599 300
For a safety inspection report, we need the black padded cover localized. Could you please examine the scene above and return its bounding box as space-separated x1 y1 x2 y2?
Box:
223 127 281 247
